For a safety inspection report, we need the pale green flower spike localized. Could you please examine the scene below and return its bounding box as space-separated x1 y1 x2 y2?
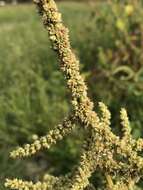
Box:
5 0 143 190
10 115 76 158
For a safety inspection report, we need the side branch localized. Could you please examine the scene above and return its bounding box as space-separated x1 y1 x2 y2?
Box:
5 179 49 190
10 115 76 159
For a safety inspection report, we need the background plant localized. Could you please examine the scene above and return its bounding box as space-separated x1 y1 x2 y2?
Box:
82 0 143 137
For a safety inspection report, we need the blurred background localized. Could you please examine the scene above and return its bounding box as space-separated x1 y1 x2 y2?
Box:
0 0 143 189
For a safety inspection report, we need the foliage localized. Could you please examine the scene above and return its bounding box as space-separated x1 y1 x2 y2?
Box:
81 1 143 137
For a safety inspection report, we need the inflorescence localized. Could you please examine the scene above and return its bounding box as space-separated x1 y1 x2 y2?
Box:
5 0 143 190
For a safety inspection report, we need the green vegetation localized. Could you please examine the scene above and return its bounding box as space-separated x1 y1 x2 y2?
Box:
0 1 143 189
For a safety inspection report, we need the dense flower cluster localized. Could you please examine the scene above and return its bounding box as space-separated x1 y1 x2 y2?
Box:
5 0 143 190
